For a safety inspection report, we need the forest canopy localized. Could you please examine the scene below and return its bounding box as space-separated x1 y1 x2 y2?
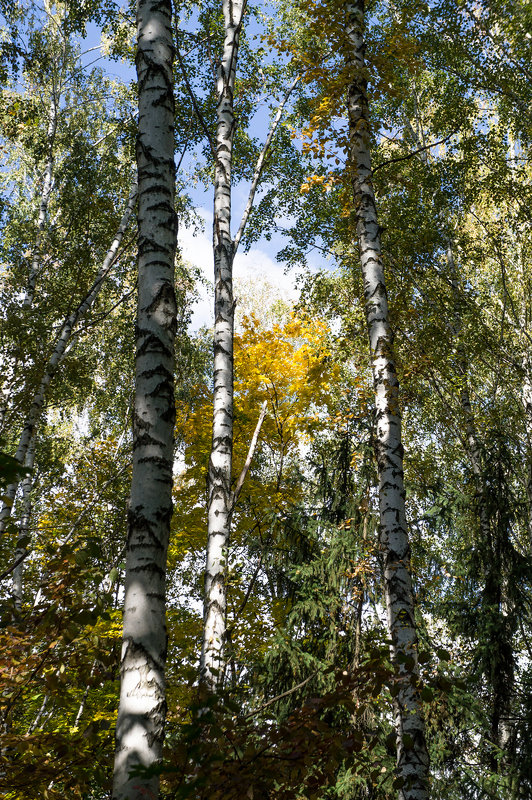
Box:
0 1 531 799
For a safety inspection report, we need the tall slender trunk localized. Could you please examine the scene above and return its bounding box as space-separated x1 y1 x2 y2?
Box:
0 183 137 536
448 242 514 761
346 4 430 798
24 91 58 309
112 1 176 798
198 4 294 690
522 371 532 556
27 695 49 734
74 661 96 729
201 0 244 691
12 437 35 615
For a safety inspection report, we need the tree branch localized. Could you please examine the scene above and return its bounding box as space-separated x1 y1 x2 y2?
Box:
244 671 319 719
373 130 458 173
0 549 29 581
233 76 300 255
176 45 216 159
230 400 267 512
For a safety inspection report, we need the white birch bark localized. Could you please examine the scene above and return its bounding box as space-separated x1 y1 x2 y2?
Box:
0 183 137 536
74 661 96 729
201 0 244 691
23 91 58 309
12 437 35 614
200 6 296 690
27 695 49 734
346 4 430 798
112 1 176 797
522 371 532 555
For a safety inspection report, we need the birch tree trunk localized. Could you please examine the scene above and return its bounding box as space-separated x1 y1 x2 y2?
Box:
0 183 137 536
346 3 430 798
522 370 532 556
12 437 35 615
199 4 295 690
112 1 176 797
24 91 58 309
201 0 244 691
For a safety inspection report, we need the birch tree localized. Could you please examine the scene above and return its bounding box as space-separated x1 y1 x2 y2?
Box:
200 0 299 690
11 436 34 614
112 0 177 797
346 3 430 797
200 0 245 690
0 183 137 536
23 90 57 309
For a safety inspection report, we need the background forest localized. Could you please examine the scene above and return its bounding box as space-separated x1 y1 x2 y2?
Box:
1 0 531 798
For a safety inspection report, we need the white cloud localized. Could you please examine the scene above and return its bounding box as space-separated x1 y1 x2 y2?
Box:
178 208 298 331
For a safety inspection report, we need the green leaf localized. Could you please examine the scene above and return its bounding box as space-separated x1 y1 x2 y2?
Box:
0 452 31 489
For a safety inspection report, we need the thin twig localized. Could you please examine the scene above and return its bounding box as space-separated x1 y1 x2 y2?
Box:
61 464 130 546
70 280 137 339
373 130 458 173
233 76 300 255
176 45 216 159
244 671 319 719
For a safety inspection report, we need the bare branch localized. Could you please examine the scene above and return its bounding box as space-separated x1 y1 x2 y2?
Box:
244 671 319 719
230 400 267 512
233 76 300 255
61 463 130 546
176 45 216 159
373 130 458 174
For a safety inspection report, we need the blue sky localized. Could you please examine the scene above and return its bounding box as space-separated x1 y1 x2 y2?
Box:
80 11 332 330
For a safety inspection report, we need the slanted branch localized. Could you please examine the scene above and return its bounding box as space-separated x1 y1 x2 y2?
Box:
230 400 267 513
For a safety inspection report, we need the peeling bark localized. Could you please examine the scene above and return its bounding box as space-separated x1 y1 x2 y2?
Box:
112 1 176 798
346 3 430 798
